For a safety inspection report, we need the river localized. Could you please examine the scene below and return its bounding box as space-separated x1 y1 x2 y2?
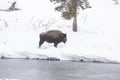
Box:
0 59 120 80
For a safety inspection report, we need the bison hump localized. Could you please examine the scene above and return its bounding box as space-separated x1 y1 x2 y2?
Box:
46 30 62 38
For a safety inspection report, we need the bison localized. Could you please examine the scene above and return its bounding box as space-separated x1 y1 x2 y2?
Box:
39 30 67 48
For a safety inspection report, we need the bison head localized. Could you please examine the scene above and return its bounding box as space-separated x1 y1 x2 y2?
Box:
62 33 67 43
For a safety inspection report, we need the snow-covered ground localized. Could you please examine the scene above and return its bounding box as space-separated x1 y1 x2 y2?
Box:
0 0 120 63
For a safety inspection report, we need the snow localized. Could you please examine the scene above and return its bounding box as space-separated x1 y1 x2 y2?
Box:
0 0 120 63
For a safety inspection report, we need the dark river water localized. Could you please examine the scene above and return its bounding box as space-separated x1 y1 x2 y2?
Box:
0 59 120 80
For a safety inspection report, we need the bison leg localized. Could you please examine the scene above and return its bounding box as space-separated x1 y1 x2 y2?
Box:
39 40 44 48
54 42 58 48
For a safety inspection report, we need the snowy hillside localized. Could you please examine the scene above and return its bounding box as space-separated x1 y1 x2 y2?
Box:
0 0 120 63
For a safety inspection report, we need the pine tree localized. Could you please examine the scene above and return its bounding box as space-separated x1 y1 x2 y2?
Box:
113 0 119 5
50 0 91 32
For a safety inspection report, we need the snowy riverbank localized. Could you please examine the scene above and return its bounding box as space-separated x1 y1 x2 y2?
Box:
0 0 120 63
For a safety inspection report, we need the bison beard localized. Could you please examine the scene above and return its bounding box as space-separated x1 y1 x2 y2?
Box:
39 30 67 48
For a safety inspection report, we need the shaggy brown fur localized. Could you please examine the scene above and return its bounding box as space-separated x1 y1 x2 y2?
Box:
39 30 67 48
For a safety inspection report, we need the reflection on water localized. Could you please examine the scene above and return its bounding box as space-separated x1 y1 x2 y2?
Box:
0 59 120 80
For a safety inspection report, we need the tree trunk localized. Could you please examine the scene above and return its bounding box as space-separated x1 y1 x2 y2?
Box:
9 1 16 10
72 0 77 32
73 14 77 32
